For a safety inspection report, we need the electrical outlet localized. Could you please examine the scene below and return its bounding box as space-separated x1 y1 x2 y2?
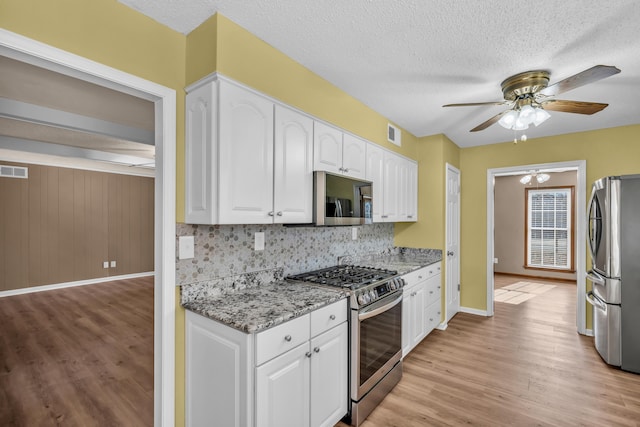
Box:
110 261 116 268
255 232 265 251
352 227 358 240
494 258 499 264
179 236 195 259
103 261 109 269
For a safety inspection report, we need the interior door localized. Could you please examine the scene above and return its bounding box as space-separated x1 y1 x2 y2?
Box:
446 164 461 322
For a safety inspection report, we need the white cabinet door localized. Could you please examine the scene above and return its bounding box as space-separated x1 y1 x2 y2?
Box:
342 134 366 179
314 122 343 174
219 82 274 224
397 158 409 220
274 105 313 224
185 82 217 224
365 143 385 222
256 343 311 427
406 160 418 221
382 152 400 222
310 323 348 427
401 287 412 357
411 283 427 346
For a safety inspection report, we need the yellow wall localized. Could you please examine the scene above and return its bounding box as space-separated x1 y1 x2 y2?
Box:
459 124 640 313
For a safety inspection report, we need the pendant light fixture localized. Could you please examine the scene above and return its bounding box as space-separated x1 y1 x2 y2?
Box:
520 170 550 185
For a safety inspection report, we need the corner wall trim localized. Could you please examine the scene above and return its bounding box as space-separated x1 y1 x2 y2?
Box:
584 329 594 337
0 272 155 298
436 323 448 331
459 306 489 316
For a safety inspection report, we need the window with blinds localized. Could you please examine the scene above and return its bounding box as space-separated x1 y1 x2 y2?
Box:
525 187 574 270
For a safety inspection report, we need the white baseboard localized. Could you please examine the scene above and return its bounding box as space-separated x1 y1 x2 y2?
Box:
584 329 594 337
0 271 154 298
459 306 490 316
436 322 448 331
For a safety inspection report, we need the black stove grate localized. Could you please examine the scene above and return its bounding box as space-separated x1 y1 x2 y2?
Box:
289 265 397 288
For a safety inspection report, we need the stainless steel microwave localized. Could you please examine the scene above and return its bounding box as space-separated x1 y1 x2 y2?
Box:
313 171 373 226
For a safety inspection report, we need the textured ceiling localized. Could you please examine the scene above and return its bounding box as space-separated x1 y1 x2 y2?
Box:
120 0 640 147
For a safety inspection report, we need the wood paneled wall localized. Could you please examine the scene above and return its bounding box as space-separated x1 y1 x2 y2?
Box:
0 161 154 291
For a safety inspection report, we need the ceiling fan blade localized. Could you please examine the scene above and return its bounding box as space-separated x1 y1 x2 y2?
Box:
539 65 620 96
470 110 508 132
443 101 508 107
541 99 609 115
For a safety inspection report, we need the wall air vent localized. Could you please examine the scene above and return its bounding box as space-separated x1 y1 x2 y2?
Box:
0 165 28 179
387 123 401 146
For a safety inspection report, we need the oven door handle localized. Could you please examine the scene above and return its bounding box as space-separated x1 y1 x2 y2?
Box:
358 293 403 321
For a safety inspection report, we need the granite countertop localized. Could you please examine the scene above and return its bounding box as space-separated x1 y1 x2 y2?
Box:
182 281 348 334
355 248 442 275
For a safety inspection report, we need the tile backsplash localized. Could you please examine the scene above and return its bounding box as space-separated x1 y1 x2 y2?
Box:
176 223 395 286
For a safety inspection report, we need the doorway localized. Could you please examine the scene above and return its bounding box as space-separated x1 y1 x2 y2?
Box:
486 160 587 334
445 163 460 323
0 29 176 424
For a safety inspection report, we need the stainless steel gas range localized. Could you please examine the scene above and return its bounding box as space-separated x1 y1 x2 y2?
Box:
288 265 405 426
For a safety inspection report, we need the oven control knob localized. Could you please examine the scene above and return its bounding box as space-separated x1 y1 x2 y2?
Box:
369 290 377 301
357 293 367 305
390 281 396 290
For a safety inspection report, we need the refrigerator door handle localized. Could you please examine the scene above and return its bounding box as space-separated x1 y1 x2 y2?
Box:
586 270 605 286
586 290 607 311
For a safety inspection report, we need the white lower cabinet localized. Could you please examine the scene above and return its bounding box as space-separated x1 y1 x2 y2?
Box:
186 298 348 427
401 262 442 357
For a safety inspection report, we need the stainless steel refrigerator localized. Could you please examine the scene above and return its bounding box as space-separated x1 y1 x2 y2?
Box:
586 174 640 373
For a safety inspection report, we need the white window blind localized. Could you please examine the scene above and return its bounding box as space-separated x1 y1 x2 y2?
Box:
527 188 572 269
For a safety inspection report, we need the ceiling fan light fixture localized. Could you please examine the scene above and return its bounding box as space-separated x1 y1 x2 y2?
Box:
519 105 536 125
536 173 550 183
498 110 518 129
520 175 532 184
513 117 529 130
533 108 551 126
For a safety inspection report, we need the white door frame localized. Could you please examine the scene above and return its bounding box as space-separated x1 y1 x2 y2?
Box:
486 160 587 334
0 29 176 425
444 163 460 325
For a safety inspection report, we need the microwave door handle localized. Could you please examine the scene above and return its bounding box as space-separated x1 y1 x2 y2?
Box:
335 199 342 217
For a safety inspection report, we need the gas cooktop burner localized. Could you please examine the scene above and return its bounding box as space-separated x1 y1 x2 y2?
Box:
288 265 397 289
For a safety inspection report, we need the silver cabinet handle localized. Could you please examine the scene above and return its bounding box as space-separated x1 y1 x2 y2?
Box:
429 291 433 294
407 215 413 218
314 347 320 353
343 168 349 173
447 251 454 256
437 286 441 289
418 276 423 279
276 211 283 216
306 351 312 358
429 270 433 274
268 211 274 217
329 314 336 320
284 335 292 342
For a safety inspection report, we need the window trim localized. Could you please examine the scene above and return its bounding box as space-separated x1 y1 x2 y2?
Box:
524 186 575 272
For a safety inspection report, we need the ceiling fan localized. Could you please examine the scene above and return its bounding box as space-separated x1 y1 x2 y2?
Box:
443 65 621 132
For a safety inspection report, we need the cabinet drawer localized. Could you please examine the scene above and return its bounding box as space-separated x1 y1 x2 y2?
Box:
256 314 310 366
424 275 441 307
425 300 441 334
402 262 441 287
311 298 348 337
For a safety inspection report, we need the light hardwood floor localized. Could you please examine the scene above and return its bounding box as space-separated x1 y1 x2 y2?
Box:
0 277 154 426
338 275 640 427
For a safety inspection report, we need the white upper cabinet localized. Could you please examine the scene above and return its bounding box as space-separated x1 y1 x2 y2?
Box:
313 122 342 174
219 82 275 224
314 122 366 179
365 141 418 223
185 78 314 225
341 133 366 179
274 105 314 224
365 143 384 222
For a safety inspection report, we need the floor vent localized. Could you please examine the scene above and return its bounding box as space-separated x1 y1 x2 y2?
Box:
0 165 29 179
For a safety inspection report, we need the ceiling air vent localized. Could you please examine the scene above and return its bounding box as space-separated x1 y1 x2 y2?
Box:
0 165 29 179
387 123 401 146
